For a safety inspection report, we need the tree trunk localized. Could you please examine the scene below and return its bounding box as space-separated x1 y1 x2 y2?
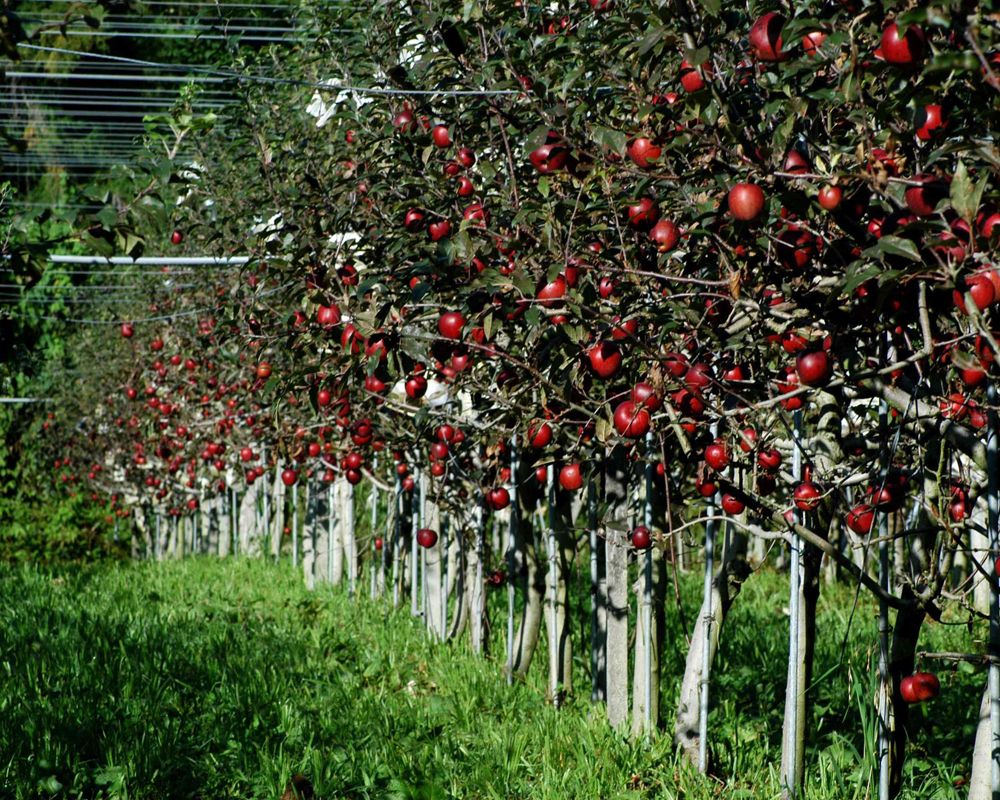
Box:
302 479 317 590
604 448 630 729
675 545 750 764
423 490 444 638
270 469 286 560
510 509 544 677
313 480 332 585
469 503 486 654
967 684 994 800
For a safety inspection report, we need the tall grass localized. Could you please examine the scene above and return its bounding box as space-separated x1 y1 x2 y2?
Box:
0 558 983 798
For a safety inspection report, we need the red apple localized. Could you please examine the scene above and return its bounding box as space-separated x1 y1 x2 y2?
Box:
613 400 651 438
405 374 428 400
631 382 662 411
120 323 134 338
529 143 568 173
631 525 651 549
487 487 511 510
796 350 833 387
649 219 680 252
170 229 183 245
704 441 729 471
817 185 842 211
456 176 475 197
417 528 438 548
527 421 553 448
438 311 466 340
587 341 622 379
900 672 940 704
953 273 996 314
793 481 822 511
404 208 425 232
802 31 827 56
281 468 298 487
721 492 745 515
626 197 660 229
628 137 661 169
456 147 476 168
559 463 583 491
758 449 782 470
905 175 947 217
428 219 452 241
431 125 451 147
728 183 766 221
846 503 876 535
880 22 926 67
679 59 710 92
749 12 787 62
256 362 272 379
915 104 946 141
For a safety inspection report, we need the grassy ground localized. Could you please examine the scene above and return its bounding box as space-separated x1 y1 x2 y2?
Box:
0 557 985 799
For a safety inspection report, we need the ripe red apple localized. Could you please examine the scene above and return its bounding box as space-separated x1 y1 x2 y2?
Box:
428 219 452 241
915 104 946 141
281 468 298 487
793 481 822 511
438 311 466 340
749 12 787 62
628 137 661 169
721 492 745 515
374 537 384 551
704 441 729 471
631 525 651 549
487 487 511 510
613 400 650 438
431 125 451 147
631 382 662 411
649 219 680 252
905 175 947 217
728 183 766 221
256 362 272 379
170 229 183 245
456 147 476 168
587 341 622 379
758 448 782 470
880 22 926 67
417 528 438 548
120 323 134 338
317 304 341 327
536 275 567 307
529 143 568 173
559 463 583 491
405 374 428 400
802 31 827 56
404 208 425 232
679 59 710 92
527 421 553 449
240 447 254 462
817 185 842 211
626 197 660 229
846 503 876 535
796 350 833 387
456 176 475 197
953 273 996 314
900 672 940 704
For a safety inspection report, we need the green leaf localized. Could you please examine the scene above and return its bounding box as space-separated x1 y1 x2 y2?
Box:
843 263 882 295
635 27 664 58
697 0 721 16
537 176 550 199
591 126 626 156
950 163 988 227
867 235 922 263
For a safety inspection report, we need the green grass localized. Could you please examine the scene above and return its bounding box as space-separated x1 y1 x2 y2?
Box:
0 558 986 798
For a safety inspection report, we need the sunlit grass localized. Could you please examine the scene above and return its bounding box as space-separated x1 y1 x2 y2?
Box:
0 558 983 798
